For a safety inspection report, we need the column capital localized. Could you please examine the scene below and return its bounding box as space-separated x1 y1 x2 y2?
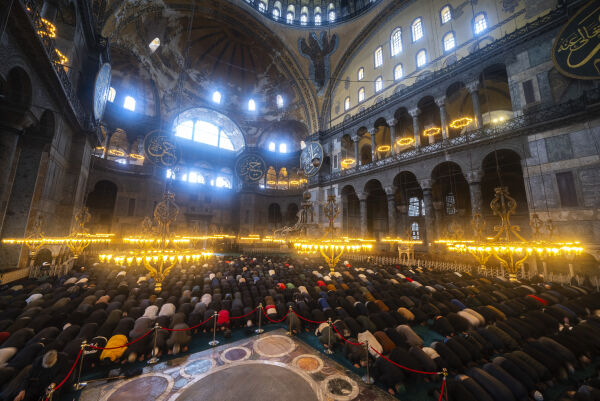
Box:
435 96 446 107
466 170 484 184
351 134 360 142
386 118 397 127
419 178 433 190
384 186 395 196
466 81 480 93
357 192 368 201
408 108 420 117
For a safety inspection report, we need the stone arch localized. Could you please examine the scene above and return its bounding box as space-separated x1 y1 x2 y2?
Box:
364 179 388 237
356 126 371 165
478 63 513 125
393 171 423 237
85 180 118 233
373 117 390 160
341 184 359 236
431 161 471 236
481 149 529 225
286 203 299 226
267 203 282 229
417 95 441 145
4 67 32 112
445 81 474 138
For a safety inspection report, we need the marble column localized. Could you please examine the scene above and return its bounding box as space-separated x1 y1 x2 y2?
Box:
467 81 483 129
466 170 484 216
387 118 396 155
1 135 47 267
420 179 435 246
358 192 368 237
370 130 376 162
385 187 396 236
409 108 421 147
436 96 448 140
352 134 360 168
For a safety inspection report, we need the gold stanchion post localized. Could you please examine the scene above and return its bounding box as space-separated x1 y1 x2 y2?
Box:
73 340 87 390
255 303 264 334
286 306 293 336
324 318 334 355
147 323 160 364
361 341 374 384
45 383 55 401
209 311 219 346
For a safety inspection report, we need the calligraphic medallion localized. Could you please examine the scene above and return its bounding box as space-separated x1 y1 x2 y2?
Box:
552 0 600 80
93 63 112 121
143 130 181 167
235 153 266 182
300 141 323 177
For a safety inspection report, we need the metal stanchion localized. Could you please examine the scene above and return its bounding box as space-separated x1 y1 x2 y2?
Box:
45 384 55 401
147 323 160 364
255 303 264 334
73 340 88 390
286 306 293 336
324 318 334 355
361 341 374 384
209 311 219 347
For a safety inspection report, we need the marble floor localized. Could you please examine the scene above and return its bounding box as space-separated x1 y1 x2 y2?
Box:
78 329 398 401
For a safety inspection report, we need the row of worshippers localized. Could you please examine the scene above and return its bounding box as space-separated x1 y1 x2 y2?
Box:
0 256 599 400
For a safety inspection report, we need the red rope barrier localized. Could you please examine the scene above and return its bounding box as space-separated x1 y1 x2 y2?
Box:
162 315 215 332
330 323 364 346
229 306 259 320
292 310 326 324
438 377 446 401
87 328 155 350
261 307 290 323
44 348 83 400
369 347 440 375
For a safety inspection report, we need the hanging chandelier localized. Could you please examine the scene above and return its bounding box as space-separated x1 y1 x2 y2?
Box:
437 187 583 279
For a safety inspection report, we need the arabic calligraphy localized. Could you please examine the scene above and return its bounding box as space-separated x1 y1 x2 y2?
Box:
552 1 600 80
300 142 323 177
236 154 266 182
143 131 181 167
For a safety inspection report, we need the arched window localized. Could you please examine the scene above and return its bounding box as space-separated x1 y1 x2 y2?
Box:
266 166 277 188
375 76 383 92
358 87 365 102
268 141 276 151
212 90 221 104
272 8 280 19
445 193 457 215
344 97 350 110
276 94 284 108
474 13 487 34
279 143 287 153
259 0 268 12
408 197 421 216
314 13 321 25
440 6 452 24
390 28 402 56
215 176 232 189
248 99 256 111
108 87 116 102
173 108 244 152
328 3 335 21
278 167 288 189
411 18 423 42
374 46 383 68
394 64 403 80
416 49 427 67
357 67 364 81
123 96 136 111
411 222 420 239
443 32 455 51
286 5 295 23
188 171 205 184
300 14 308 25
149 37 160 53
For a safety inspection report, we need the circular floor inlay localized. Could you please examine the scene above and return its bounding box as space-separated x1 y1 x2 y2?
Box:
171 362 321 401
291 354 324 374
179 358 214 379
253 334 295 357
321 375 359 401
102 373 174 401
220 346 251 363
